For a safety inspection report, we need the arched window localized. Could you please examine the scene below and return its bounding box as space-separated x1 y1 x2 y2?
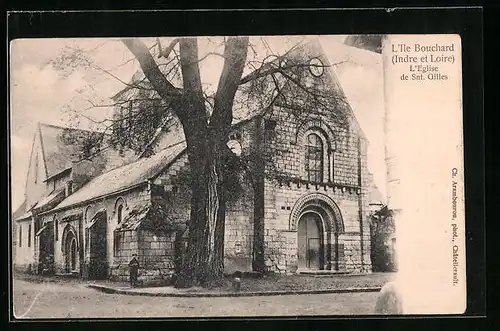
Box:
305 133 324 182
114 198 125 224
117 204 124 224
84 206 93 256
84 206 93 225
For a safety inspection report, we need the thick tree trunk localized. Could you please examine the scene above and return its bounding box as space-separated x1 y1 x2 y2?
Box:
123 37 249 289
174 141 207 288
175 140 227 288
173 38 212 288
202 149 227 287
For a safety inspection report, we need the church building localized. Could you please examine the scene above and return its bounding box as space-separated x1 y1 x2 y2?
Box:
13 38 378 286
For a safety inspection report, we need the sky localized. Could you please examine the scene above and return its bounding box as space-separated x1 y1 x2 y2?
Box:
9 35 386 212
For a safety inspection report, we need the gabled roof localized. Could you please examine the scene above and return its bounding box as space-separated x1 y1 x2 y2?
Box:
38 123 103 180
49 142 186 212
36 123 137 182
12 200 27 219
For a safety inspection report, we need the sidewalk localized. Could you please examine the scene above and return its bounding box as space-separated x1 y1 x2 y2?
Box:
87 282 382 297
86 273 394 298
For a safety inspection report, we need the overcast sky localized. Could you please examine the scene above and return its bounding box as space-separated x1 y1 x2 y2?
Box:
10 35 386 211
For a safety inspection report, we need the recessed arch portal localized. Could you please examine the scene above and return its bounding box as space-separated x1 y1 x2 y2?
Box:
290 193 345 271
289 193 344 233
61 224 78 273
297 212 324 270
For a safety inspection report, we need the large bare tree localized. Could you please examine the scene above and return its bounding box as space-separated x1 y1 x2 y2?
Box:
51 36 350 288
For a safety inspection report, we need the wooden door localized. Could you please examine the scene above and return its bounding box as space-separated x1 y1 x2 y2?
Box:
297 213 323 270
88 213 108 280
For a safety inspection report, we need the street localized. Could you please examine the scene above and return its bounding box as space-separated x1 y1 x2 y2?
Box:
13 279 379 318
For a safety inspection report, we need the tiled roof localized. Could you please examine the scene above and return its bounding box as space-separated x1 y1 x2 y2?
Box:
116 203 151 231
116 202 185 232
39 123 137 181
34 189 66 211
38 123 103 180
52 142 186 211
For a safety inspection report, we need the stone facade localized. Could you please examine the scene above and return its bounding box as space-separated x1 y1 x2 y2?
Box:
15 108 372 284
14 40 374 284
254 103 372 274
14 218 36 273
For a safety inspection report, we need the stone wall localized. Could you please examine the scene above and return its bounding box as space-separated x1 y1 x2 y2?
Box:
153 153 191 224
20 87 373 280
13 219 36 274
109 229 177 286
224 171 255 274
108 230 138 282
261 182 370 273
152 120 258 275
137 229 176 286
40 185 152 277
259 104 372 273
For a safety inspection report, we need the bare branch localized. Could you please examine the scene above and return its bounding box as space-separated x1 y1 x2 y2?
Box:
121 38 182 99
192 52 226 64
239 60 342 86
157 38 180 59
90 63 157 91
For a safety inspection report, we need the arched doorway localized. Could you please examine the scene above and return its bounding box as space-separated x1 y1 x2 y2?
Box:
37 220 55 275
290 193 345 272
87 210 108 280
297 212 324 270
63 230 78 273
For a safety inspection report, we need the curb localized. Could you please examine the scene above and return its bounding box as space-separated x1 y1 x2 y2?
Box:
87 284 382 297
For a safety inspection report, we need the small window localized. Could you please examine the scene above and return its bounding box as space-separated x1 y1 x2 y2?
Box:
117 204 123 224
18 226 22 247
264 119 277 142
28 224 31 247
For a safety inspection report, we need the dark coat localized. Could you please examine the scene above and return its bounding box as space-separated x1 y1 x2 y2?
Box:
129 257 139 274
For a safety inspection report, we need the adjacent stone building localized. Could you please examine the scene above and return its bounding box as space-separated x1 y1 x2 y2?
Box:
13 38 377 285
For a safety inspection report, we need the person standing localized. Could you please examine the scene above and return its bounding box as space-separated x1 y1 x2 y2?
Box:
128 254 140 288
